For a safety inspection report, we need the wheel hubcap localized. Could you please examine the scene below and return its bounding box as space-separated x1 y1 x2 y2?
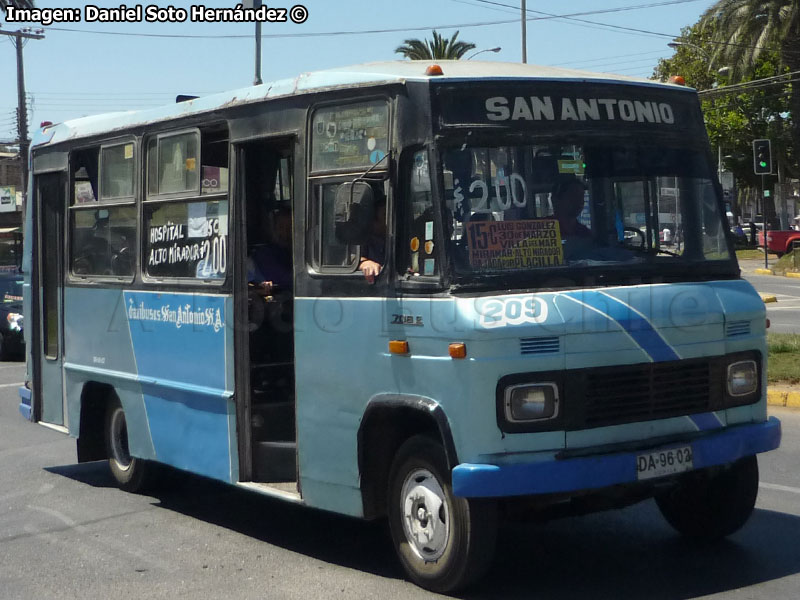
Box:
400 468 449 561
109 408 132 471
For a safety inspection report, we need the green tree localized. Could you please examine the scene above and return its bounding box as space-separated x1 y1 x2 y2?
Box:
395 30 476 60
698 0 800 175
653 24 792 220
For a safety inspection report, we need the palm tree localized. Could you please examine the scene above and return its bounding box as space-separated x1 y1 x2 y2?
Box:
395 30 476 60
0 0 36 14
699 0 800 173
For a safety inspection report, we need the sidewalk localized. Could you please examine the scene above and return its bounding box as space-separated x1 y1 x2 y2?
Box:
739 256 800 278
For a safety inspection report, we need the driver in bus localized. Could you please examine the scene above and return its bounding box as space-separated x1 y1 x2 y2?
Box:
358 194 387 284
551 176 591 239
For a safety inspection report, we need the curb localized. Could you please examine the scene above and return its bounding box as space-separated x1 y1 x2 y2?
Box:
760 293 777 303
767 389 800 408
751 268 800 278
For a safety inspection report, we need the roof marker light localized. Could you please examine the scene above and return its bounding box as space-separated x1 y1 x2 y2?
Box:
668 75 686 86
425 64 444 76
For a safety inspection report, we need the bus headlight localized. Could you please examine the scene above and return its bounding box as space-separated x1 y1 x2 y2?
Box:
504 383 559 422
727 360 757 397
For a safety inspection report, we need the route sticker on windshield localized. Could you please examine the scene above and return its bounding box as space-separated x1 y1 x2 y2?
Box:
467 219 563 269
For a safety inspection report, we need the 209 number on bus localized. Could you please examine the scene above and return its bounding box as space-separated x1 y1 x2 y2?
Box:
477 296 548 328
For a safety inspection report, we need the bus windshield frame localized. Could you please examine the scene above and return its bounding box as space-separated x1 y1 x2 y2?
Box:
428 81 738 289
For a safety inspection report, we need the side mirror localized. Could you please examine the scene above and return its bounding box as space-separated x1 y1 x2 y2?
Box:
334 181 375 244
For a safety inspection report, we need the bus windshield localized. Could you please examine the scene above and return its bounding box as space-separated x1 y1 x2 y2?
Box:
439 139 732 281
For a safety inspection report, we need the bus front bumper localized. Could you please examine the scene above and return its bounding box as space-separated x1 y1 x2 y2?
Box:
452 417 781 498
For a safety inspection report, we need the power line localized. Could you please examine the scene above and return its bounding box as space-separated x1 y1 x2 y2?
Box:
548 50 665 67
465 0 698 38
699 70 800 97
29 91 195 97
446 0 684 39
42 2 698 41
576 56 668 70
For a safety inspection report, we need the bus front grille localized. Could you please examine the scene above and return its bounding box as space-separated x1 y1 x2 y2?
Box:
579 359 719 428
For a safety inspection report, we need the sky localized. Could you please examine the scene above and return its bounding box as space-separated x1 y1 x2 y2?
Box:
0 0 720 142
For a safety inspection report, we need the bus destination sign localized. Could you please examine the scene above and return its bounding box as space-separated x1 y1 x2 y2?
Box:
434 83 698 133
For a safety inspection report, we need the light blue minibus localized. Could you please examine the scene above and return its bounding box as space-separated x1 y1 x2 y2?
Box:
20 61 781 592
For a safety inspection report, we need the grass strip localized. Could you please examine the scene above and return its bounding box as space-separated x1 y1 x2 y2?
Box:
768 332 800 385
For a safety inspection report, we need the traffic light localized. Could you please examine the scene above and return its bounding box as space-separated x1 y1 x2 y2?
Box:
753 139 772 175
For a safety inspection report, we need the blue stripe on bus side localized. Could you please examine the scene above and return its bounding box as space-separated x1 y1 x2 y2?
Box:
689 412 725 431
563 291 679 362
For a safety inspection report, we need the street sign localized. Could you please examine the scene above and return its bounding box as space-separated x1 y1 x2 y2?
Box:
0 186 16 213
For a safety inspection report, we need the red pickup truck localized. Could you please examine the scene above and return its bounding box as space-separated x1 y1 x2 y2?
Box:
758 229 800 257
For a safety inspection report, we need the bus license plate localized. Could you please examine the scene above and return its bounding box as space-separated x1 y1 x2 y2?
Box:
636 446 693 480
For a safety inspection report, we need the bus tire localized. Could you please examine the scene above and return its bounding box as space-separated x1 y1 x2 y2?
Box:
104 397 157 493
387 435 497 593
655 455 758 540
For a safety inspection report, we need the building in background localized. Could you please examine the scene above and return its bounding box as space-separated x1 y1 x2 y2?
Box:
0 144 23 228
0 144 23 268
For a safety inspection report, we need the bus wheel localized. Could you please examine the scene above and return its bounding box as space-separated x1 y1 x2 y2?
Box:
387 435 497 593
105 397 156 493
655 455 759 540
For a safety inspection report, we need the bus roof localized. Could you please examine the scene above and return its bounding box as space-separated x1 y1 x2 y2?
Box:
34 60 693 148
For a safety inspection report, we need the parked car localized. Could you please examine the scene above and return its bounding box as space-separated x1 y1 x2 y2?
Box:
0 271 24 360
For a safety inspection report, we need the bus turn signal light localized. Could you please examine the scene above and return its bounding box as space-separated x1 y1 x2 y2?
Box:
449 343 467 359
389 340 409 355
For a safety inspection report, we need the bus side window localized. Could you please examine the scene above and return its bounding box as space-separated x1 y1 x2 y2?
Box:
143 126 229 281
307 99 390 276
70 143 136 278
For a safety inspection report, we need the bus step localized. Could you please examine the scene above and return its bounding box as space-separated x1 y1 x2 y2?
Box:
253 441 297 483
251 401 295 442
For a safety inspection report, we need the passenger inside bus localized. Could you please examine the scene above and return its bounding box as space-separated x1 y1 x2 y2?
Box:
248 205 293 295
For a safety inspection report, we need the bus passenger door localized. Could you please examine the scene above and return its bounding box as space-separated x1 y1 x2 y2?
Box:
35 172 65 426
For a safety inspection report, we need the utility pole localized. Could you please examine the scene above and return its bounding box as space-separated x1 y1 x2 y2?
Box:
521 0 527 63
243 0 263 84
0 26 45 210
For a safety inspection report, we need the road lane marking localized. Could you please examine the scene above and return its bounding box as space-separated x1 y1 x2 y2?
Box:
0 381 24 388
760 482 800 495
